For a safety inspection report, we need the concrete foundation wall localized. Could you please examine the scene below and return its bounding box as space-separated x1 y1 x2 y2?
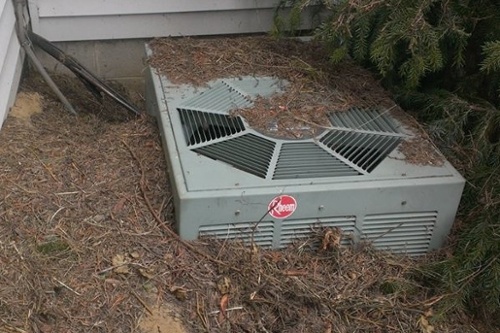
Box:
34 38 149 93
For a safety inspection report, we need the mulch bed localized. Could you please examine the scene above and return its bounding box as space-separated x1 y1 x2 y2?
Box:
0 44 481 332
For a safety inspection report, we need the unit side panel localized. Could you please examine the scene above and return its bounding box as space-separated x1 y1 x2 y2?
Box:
176 181 463 254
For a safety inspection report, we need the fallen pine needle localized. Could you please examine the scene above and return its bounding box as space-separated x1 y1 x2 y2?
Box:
53 277 82 296
209 306 244 315
131 290 154 316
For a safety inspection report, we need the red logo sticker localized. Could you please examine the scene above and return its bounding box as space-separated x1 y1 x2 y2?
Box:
268 195 297 219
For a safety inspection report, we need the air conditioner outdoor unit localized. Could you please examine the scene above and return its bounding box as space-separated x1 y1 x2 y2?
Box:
146 56 465 256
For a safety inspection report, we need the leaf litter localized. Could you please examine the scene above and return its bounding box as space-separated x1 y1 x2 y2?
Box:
0 39 485 333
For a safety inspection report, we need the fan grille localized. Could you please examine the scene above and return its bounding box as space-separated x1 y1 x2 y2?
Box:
321 131 402 172
179 80 406 178
179 81 252 111
329 107 400 133
178 109 245 145
273 143 359 179
194 134 276 178
321 108 404 172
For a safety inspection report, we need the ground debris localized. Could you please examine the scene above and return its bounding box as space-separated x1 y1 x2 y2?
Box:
0 72 478 332
178 234 427 333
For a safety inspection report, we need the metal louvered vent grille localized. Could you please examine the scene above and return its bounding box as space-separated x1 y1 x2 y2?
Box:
199 222 274 247
321 108 404 172
330 107 400 133
362 212 437 255
280 216 356 247
194 134 276 178
180 81 253 111
178 109 245 145
321 131 402 172
273 143 359 179
179 79 406 176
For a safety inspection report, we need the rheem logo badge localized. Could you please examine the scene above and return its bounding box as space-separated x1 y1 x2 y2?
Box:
268 195 297 219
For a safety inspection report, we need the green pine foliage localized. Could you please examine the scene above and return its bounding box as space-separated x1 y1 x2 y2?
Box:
481 41 500 73
397 88 500 321
272 1 306 37
275 0 500 324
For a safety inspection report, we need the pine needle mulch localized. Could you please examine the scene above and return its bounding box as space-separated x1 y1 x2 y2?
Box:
0 57 482 332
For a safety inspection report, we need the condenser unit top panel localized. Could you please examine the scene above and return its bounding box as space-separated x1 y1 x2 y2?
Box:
155 74 462 193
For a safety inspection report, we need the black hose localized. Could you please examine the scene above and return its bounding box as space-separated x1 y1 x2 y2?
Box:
28 31 140 115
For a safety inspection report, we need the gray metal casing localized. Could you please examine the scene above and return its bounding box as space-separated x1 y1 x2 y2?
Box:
146 48 465 255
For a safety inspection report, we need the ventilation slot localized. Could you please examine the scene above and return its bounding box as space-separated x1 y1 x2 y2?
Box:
321 131 401 172
273 143 359 179
329 107 400 133
362 212 437 255
280 216 356 247
180 81 253 112
178 109 245 146
194 134 275 178
199 222 274 247
224 77 288 97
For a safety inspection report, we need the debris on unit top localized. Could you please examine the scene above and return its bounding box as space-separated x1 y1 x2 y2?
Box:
148 36 443 166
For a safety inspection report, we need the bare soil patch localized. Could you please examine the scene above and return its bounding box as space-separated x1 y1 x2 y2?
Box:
0 68 482 332
138 304 186 333
9 91 43 124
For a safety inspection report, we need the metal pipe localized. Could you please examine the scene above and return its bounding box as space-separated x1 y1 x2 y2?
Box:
12 0 77 115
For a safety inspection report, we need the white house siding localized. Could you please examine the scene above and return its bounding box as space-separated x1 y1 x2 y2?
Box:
27 0 317 92
0 0 24 128
29 0 313 42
